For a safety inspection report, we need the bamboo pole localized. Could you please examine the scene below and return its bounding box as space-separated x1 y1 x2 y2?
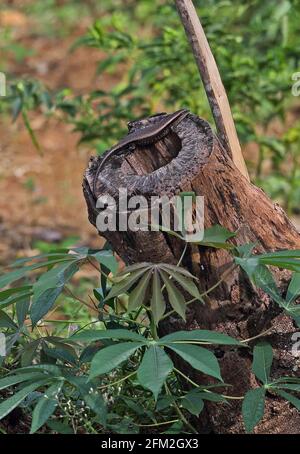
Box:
175 0 250 180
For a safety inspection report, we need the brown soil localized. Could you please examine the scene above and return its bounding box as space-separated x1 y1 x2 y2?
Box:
0 7 115 262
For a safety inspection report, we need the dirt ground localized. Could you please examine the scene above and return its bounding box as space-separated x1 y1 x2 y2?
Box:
0 7 115 263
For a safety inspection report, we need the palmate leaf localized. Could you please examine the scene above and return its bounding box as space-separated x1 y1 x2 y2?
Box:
105 263 202 324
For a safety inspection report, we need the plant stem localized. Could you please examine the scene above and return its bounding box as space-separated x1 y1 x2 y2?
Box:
241 325 275 343
135 419 179 427
174 368 243 400
64 287 97 312
99 371 136 390
164 383 198 434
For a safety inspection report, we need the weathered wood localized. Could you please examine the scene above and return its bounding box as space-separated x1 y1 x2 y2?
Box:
174 0 250 181
83 112 300 433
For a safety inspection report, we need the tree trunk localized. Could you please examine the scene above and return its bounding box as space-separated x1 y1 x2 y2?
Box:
83 112 300 434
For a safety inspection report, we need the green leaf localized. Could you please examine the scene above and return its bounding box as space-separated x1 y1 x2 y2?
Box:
0 258 75 289
168 344 222 381
0 379 50 420
105 268 149 300
70 329 147 343
16 294 30 326
162 269 202 300
235 256 260 278
30 286 63 326
21 340 40 366
276 389 300 410
274 383 300 392
156 395 177 411
89 342 142 379
91 250 118 274
195 225 236 249
0 286 32 301
33 261 79 298
151 269 166 325
47 420 73 434
160 271 186 321
128 271 151 311
237 250 300 274
234 243 256 258
10 364 61 376
0 373 47 391
252 265 283 304
242 387 266 433
252 342 273 384
159 329 242 345
0 290 32 311
286 273 300 305
75 381 107 425
30 381 63 434
159 264 198 279
192 390 226 402
181 390 204 416
0 310 18 330
30 261 79 324
137 346 173 400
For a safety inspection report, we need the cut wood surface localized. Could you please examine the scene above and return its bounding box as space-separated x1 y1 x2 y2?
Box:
84 112 300 433
175 0 250 181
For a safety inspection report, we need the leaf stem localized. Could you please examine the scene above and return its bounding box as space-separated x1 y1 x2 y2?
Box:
99 371 136 390
164 383 198 434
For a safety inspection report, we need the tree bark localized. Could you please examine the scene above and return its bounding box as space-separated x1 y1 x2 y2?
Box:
83 112 300 433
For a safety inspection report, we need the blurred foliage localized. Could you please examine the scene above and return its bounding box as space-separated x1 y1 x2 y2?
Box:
1 0 300 210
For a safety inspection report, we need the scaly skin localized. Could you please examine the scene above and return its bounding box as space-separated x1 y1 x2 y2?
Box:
93 109 189 195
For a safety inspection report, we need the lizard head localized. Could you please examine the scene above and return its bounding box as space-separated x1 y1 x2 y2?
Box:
127 112 167 133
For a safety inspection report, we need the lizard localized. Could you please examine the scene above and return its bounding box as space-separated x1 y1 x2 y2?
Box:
93 108 189 195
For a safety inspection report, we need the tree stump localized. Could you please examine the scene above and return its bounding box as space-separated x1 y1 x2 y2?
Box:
83 111 300 433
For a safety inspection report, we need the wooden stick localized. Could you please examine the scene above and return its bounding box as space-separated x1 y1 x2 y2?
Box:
175 0 250 181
